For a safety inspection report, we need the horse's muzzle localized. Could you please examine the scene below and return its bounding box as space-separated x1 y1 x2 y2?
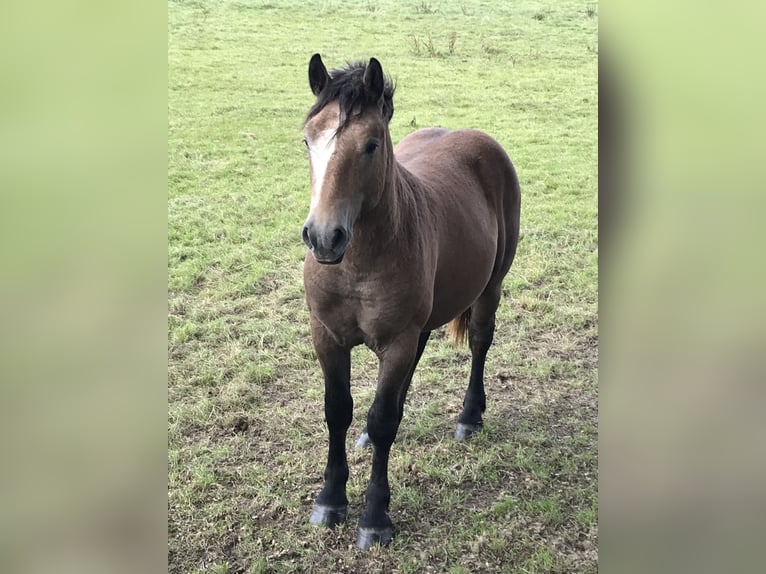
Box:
302 220 350 265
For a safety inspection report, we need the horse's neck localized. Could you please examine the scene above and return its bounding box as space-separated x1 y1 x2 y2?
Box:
363 157 421 242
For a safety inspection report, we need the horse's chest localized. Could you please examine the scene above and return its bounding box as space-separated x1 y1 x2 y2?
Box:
306 277 426 348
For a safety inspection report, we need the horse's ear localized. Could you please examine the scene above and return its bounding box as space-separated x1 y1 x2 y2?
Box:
364 57 385 101
308 53 329 96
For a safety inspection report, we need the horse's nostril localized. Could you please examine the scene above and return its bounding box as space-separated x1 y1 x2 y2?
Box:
331 227 347 250
302 225 313 249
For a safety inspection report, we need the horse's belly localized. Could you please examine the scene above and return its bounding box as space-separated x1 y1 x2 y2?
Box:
425 223 497 329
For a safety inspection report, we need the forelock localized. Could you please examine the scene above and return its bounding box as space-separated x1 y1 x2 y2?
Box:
305 60 395 133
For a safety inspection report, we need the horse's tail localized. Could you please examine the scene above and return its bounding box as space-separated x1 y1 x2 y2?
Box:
446 308 472 346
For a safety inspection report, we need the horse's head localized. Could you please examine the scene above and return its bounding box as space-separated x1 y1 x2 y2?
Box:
301 54 394 264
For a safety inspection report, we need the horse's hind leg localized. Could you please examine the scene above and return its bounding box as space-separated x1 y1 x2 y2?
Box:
455 285 501 440
355 330 431 448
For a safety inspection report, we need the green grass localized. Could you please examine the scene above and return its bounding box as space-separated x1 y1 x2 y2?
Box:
168 0 597 572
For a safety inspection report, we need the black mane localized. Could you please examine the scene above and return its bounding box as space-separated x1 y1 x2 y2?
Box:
306 60 395 132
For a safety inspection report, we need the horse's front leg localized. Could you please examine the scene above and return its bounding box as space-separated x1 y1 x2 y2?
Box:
309 317 353 528
357 331 419 549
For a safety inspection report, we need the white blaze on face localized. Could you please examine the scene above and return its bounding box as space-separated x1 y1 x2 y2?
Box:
309 128 337 210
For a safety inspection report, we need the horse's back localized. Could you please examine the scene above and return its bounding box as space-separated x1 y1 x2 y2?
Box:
394 127 450 165
396 127 518 207
396 128 520 328
396 127 520 267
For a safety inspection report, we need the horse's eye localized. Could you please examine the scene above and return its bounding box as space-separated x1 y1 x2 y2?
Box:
303 138 310 149
364 140 379 155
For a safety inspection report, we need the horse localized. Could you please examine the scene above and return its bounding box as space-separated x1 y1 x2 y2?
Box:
300 54 521 550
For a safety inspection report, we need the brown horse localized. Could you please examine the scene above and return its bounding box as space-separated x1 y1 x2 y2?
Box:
301 54 520 549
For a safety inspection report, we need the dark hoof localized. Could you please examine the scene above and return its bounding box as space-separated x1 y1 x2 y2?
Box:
455 422 483 441
355 430 371 449
309 504 348 528
356 526 394 549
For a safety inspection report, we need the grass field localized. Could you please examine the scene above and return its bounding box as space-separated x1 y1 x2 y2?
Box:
168 0 598 572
